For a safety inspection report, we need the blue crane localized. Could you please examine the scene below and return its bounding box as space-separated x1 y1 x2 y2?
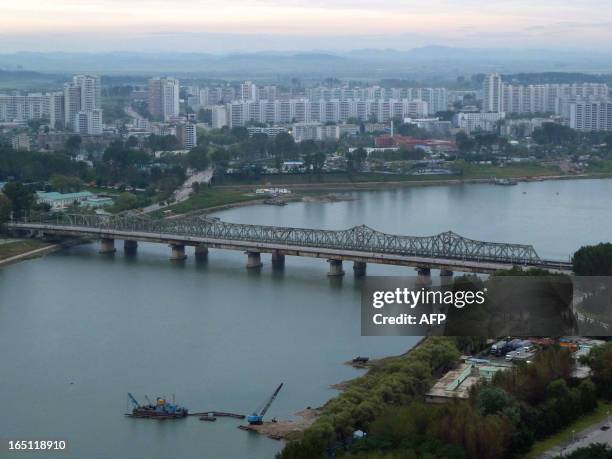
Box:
247 383 284 425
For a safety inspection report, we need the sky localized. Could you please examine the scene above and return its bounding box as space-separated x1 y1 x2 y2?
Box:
1 0 612 53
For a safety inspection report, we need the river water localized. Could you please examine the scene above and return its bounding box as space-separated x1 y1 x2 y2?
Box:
2 179 612 459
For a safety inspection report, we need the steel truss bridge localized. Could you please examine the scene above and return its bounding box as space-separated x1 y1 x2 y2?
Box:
7 213 572 274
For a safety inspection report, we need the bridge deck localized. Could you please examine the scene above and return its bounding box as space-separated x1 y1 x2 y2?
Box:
8 219 572 274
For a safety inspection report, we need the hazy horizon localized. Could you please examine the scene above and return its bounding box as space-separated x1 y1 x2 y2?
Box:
2 0 612 53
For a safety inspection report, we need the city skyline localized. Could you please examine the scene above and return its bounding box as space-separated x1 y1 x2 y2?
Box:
2 0 612 52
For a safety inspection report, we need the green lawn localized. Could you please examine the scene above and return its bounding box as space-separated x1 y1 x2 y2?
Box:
527 401 612 459
149 189 261 217
0 239 51 261
458 162 561 179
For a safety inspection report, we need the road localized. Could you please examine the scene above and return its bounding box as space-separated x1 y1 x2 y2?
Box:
538 417 612 458
142 168 213 214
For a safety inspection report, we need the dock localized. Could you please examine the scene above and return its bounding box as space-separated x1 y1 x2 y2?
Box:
190 411 245 419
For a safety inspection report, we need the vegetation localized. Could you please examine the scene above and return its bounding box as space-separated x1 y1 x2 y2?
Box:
150 189 260 216
573 243 612 276
0 239 50 261
277 337 460 459
552 444 612 459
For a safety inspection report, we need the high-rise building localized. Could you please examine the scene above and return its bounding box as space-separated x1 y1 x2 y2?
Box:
74 109 103 135
49 92 65 129
148 77 180 121
176 123 197 149
483 74 503 113
63 75 101 130
240 81 257 101
211 105 228 129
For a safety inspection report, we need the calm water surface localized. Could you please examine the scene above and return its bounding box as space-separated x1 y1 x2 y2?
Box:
2 179 612 459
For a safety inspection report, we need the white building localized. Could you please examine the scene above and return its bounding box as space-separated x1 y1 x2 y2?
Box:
564 98 612 132
74 109 103 135
455 112 505 134
149 77 180 121
240 81 257 101
211 105 228 129
11 133 31 151
176 123 197 149
483 73 503 113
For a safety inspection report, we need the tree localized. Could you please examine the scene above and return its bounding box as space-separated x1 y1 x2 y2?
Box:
65 135 82 155
456 131 475 153
0 192 11 223
3 182 35 218
50 174 83 193
572 243 612 276
187 145 210 171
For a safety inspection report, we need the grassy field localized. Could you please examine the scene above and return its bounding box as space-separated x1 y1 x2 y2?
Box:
457 161 561 178
526 401 612 459
218 171 460 186
149 189 261 217
215 164 561 187
0 239 51 261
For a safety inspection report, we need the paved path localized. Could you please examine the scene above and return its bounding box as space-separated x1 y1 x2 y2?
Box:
0 244 61 267
142 168 213 214
538 418 612 458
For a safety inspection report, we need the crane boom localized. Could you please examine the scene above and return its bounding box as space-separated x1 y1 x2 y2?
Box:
259 383 283 417
127 392 140 408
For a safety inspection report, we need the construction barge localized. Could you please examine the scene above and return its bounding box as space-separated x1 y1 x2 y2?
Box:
126 393 188 420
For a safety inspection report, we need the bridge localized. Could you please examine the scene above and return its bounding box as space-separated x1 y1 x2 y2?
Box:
7 213 573 276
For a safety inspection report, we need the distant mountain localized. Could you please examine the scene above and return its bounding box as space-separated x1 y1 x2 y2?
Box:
1 48 612 80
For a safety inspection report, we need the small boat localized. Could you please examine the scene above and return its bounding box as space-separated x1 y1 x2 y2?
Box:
126 393 188 420
199 415 217 422
492 178 518 186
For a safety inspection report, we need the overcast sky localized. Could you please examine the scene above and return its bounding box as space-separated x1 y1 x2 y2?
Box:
1 0 612 53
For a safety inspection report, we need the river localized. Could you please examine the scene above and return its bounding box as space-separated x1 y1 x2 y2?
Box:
2 178 612 459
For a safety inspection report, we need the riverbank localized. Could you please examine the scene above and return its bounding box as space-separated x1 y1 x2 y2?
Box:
0 239 60 267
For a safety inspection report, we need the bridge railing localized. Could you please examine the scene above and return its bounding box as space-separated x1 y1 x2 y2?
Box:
15 212 543 265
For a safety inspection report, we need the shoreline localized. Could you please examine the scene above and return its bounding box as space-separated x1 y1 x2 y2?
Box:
214 172 612 194
0 242 62 267
172 172 612 218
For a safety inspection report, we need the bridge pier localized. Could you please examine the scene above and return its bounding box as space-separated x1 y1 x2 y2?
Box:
169 243 187 261
99 238 116 254
327 259 345 277
195 244 209 260
246 251 263 269
271 251 285 269
416 267 432 286
440 269 454 285
123 240 138 254
353 261 367 277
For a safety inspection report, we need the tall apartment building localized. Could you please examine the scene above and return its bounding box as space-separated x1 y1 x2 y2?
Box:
211 105 228 129
564 98 612 131
48 92 65 129
483 73 610 117
0 93 48 122
225 98 430 128
483 73 503 113
74 109 103 135
176 123 197 149
240 81 257 101
148 77 180 121
63 75 101 130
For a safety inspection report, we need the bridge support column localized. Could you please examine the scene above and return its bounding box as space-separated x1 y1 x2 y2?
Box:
246 251 263 269
353 261 367 277
439 269 454 285
327 259 345 277
195 244 209 260
99 238 116 254
416 267 432 286
170 244 187 261
271 251 285 269
124 240 138 254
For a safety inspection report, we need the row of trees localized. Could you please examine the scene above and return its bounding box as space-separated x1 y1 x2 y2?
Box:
335 346 601 459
